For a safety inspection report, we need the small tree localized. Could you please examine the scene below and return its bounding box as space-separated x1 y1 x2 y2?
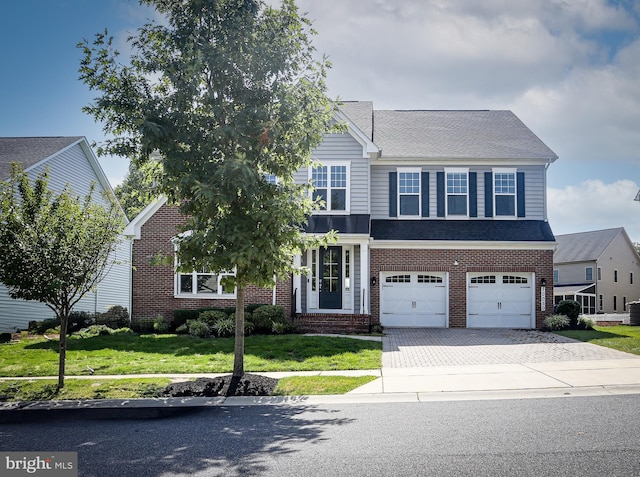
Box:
0 165 124 388
79 0 337 379
114 159 162 219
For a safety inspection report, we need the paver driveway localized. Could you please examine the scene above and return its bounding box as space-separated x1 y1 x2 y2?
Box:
383 328 640 368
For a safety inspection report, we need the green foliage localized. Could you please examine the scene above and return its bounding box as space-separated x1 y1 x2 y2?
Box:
543 314 570 331
153 315 169 333
578 315 596 330
96 305 130 329
211 317 236 338
251 305 286 334
556 300 581 327
74 325 133 338
271 321 287 335
0 164 124 388
113 160 163 219
199 310 229 328
187 319 210 338
0 333 11 343
173 309 200 329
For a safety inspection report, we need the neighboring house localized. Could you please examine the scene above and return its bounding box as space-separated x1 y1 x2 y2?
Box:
124 102 558 332
553 228 640 314
0 137 132 332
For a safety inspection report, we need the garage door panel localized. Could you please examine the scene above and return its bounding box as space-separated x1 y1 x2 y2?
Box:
381 273 448 328
467 273 533 329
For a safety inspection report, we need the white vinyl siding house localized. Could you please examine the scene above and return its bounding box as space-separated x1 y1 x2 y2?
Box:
0 137 131 332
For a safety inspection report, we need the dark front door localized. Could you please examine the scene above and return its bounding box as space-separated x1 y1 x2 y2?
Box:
319 246 342 309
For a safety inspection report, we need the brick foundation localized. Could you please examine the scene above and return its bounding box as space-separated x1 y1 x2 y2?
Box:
294 314 372 334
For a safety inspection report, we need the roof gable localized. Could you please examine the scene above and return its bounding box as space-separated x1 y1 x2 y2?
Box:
0 137 84 180
554 228 629 263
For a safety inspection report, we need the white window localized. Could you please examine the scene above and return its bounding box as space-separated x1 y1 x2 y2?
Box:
264 173 278 184
493 168 516 217
445 168 468 216
398 169 421 216
311 163 349 212
177 270 235 298
585 267 593 281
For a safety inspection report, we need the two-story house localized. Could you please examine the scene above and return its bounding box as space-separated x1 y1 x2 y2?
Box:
553 228 640 315
124 102 558 331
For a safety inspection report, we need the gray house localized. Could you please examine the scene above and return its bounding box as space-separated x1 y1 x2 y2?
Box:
126 102 559 331
0 137 132 332
553 227 640 314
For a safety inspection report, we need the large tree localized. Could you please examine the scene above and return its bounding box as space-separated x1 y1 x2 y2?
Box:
114 159 162 219
79 0 337 378
0 165 124 388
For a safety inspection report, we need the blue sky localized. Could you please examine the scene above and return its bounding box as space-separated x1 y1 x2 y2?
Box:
2 0 640 240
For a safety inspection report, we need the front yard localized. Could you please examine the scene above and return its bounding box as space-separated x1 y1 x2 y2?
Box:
554 325 640 356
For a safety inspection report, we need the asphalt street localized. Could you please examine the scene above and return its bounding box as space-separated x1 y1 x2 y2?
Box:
2 395 639 477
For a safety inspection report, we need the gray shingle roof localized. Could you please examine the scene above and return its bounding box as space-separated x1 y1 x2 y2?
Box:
338 102 558 161
0 137 83 180
554 228 625 263
371 219 555 242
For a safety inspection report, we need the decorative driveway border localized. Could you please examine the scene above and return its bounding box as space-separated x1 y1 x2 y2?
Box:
382 328 640 368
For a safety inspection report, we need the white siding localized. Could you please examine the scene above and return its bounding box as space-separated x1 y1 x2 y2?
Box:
0 143 132 332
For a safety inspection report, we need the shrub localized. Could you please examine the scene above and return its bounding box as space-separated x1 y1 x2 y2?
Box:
173 309 200 330
74 324 115 338
371 324 383 334
68 311 95 333
34 318 60 334
0 332 12 343
130 318 155 334
271 321 287 335
211 316 235 338
246 303 265 314
175 323 189 334
223 306 237 315
187 319 210 338
97 306 130 329
543 314 570 331
578 315 596 330
153 315 169 333
199 310 228 328
556 300 581 328
251 305 286 334
244 320 255 336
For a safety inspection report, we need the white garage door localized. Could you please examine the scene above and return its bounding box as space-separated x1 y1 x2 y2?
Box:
467 273 534 328
381 272 448 327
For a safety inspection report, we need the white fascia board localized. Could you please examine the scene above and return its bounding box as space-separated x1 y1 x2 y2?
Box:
369 240 556 251
333 110 379 158
123 195 168 239
373 157 553 167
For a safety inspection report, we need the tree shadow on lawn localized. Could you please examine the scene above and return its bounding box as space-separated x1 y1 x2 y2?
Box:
554 328 635 342
3 404 356 477
24 334 381 361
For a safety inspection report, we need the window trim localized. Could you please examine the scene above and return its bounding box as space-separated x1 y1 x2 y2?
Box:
309 161 351 214
175 270 237 299
585 267 593 281
444 167 469 218
492 168 517 219
553 269 559 284
397 167 422 218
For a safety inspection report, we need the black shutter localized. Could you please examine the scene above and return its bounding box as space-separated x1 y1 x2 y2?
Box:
517 172 526 217
436 171 445 217
484 171 493 217
421 171 429 217
389 171 397 217
469 172 477 217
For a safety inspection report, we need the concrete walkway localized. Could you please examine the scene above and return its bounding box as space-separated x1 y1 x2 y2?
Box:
3 329 640 421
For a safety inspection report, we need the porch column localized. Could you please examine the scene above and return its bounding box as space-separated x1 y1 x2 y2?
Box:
293 254 302 314
360 241 369 315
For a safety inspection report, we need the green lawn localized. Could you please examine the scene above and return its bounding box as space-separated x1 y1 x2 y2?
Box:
0 333 382 377
554 325 640 356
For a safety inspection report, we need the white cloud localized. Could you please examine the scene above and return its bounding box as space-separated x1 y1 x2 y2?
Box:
548 179 640 241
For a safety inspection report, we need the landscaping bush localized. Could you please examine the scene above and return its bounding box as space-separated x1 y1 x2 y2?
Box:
246 303 265 314
271 321 286 335
130 318 155 334
68 311 95 333
251 305 286 334
211 316 235 338
244 320 255 336
543 314 570 331
30 318 60 334
0 333 12 343
96 306 130 329
175 323 189 334
578 315 596 330
153 315 169 333
199 310 228 328
173 309 200 330
223 306 237 315
556 300 581 328
187 319 210 338
74 324 115 338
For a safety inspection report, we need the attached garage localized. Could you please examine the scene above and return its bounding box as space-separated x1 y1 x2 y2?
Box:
380 272 448 327
467 272 534 328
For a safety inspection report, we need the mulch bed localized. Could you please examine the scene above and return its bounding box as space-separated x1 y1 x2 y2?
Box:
161 374 278 397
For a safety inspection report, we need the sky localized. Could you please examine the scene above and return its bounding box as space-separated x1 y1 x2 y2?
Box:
1 0 640 241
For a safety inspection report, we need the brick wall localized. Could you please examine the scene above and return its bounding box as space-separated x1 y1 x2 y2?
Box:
370 248 554 329
294 314 372 334
131 204 291 325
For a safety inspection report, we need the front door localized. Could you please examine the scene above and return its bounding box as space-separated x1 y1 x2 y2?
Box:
319 246 342 309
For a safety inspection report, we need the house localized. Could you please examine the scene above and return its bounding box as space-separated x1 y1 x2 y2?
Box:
124 102 558 332
0 137 132 332
553 228 640 315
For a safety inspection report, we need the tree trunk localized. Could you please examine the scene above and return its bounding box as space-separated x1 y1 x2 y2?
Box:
233 285 245 378
57 313 68 389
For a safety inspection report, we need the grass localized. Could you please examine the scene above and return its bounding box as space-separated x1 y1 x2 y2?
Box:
554 325 640 356
0 333 381 377
0 376 377 401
